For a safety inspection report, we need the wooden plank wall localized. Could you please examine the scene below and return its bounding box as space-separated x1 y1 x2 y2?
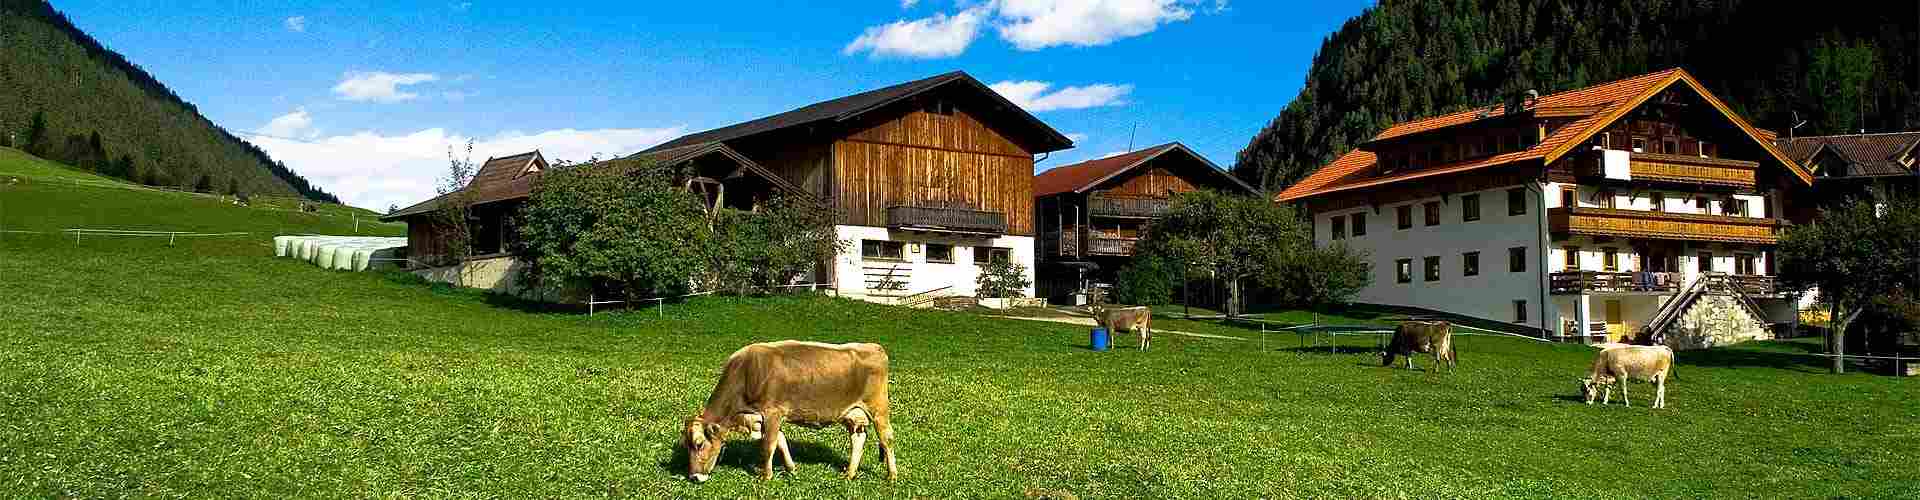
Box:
1102 165 1202 197
835 108 1036 235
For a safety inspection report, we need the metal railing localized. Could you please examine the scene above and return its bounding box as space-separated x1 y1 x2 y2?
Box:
886 205 1007 235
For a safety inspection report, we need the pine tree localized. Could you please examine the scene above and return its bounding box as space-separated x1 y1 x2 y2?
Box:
193 174 213 193
23 110 46 157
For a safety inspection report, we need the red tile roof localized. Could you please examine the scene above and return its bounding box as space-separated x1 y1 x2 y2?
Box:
1277 68 1809 203
1034 142 1256 197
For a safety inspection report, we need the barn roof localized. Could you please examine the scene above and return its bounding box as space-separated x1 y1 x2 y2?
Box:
642 71 1075 155
1777 131 1920 178
1276 68 1811 203
1033 142 1256 197
383 151 547 220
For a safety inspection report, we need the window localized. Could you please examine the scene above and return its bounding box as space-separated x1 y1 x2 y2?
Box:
1462 194 1481 222
1696 196 1711 214
1397 205 1413 230
1591 132 1609 149
1331 215 1347 240
974 246 1011 265
1697 252 1713 274
1352 212 1368 237
1505 134 1522 152
1732 199 1750 217
1508 188 1527 216
1650 192 1666 212
1565 246 1581 269
1736 253 1757 275
926 243 954 263
1561 188 1576 209
1631 136 1648 153
1396 259 1413 284
1662 138 1679 155
862 240 906 261
1424 256 1441 282
1484 136 1500 155
1509 247 1527 272
1463 251 1481 277
1463 141 1480 158
1423 202 1441 226
1515 300 1529 323
1597 190 1615 209
1701 141 1717 158
1603 248 1619 272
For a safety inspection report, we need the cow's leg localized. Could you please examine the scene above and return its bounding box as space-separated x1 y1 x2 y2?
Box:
758 413 784 480
846 429 867 479
1138 325 1149 351
777 431 796 471
1655 375 1667 409
843 408 870 479
1621 383 1631 407
1601 384 1611 405
874 415 898 480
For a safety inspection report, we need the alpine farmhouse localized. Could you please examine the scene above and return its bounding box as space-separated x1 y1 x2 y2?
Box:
1277 68 1816 348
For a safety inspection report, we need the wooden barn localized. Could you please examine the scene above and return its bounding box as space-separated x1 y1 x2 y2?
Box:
1031 142 1258 304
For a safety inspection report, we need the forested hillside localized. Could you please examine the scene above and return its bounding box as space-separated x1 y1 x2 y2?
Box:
1236 0 1919 193
0 0 338 202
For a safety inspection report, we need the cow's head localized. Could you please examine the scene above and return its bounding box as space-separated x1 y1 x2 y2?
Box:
682 416 726 483
1578 377 1609 404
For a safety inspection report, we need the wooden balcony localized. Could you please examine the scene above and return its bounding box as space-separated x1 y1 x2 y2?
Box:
1550 271 1682 295
886 205 1007 235
1549 207 1784 244
1087 195 1170 218
1729 274 1778 296
1575 150 1758 189
1085 235 1140 256
1042 230 1079 257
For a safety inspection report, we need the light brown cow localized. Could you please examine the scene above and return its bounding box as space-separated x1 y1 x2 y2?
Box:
683 341 896 482
1580 345 1674 409
1382 321 1456 372
1090 304 1152 350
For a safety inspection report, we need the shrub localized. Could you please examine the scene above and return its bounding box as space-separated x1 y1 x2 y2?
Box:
1113 254 1177 306
975 260 1031 298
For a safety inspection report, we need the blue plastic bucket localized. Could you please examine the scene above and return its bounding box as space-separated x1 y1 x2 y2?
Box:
1090 327 1111 351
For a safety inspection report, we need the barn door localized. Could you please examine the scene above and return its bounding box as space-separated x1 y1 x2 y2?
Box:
1604 300 1625 341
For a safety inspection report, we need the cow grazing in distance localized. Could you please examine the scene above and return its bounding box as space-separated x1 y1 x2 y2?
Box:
683 341 896 483
1090 304 1153 350
1382 321 1456 373
1580 345 1674 409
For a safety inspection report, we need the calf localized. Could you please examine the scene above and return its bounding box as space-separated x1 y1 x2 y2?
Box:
683 341 896 482
1579 345 1674 409
1382 321 1456 373
1089 304 1152 350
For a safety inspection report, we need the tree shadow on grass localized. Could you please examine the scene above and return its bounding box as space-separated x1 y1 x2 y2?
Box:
658 438 845 478
1677 342 1832 373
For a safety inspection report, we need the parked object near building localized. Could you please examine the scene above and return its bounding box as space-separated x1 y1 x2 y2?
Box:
1277 68 1815 348
1032 142 1258 304
379 71 1074 304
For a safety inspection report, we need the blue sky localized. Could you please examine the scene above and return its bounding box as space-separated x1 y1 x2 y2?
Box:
53 0 1374 210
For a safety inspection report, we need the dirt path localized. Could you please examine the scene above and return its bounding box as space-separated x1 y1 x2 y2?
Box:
984 315 1248 340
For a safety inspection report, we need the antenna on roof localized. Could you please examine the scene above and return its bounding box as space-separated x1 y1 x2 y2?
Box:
1127 123 1139 152
1789 111 1808 140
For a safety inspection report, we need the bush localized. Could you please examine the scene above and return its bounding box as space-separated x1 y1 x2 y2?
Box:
1263 242 1372 308
1113 254 1177 306
975 260 1031 298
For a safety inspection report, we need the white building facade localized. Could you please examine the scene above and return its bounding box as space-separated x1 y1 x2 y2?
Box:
832 225 1035 303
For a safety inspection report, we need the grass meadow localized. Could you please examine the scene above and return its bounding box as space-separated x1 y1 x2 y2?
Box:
1 156 1916 498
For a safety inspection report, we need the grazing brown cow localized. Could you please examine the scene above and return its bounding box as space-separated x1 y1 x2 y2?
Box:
1580 345 1674 408
683 341 896 482
1089 304 1152 350
1382 321 1456 372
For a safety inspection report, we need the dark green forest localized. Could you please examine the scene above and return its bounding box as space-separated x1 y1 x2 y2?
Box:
0 0 338 202
1235 0 1920 193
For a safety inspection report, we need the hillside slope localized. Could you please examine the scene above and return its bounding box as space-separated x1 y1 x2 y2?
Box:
1236 0 1919 193
0 0 338 203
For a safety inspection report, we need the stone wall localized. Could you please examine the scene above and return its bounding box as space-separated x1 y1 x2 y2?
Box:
1665 295 1770 350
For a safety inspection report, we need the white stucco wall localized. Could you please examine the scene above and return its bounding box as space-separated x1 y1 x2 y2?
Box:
831 225 1036 302
1316 183 1549 330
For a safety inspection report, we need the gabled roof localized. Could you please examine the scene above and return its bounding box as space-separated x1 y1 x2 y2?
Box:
1034 142 1256 197
1277 68 1811 203
643 71 1074 154
1778 131 1920 178
384 151 548 220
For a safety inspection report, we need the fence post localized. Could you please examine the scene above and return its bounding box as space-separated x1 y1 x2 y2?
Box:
589 293 595 317
169 233 176 246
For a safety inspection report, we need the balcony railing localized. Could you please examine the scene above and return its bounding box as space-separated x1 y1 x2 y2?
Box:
1575 150 1759 188
886 205 1007 235
1550 271 1682 295
1085 235 1140 256
1729 274 1777 296
1549 206 1785 245
1087 196 1171 218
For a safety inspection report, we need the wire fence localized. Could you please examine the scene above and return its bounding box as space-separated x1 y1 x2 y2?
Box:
63 228 251 246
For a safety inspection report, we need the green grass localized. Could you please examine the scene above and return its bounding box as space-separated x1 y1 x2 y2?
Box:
2 175 1916 498
0 145 392 223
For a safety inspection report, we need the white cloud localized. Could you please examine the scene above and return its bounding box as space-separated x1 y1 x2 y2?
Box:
332 71 440 103
260 108 317 138
284 16 307 33
248 111 685 210
845 0 1213 58
989 80 1133 112
996 0 1197 50
843 7 988 59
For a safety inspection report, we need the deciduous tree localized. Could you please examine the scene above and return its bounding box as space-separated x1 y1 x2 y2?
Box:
1779 198 1920 373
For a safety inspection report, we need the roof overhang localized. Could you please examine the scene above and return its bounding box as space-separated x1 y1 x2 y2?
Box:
1072 143 1258 196
1541 71 1813 186
835 73 1076 154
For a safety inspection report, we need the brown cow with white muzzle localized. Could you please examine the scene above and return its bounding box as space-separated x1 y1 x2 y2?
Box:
1580 345 1674 408
1383 321 1456 373
1089 304 1152 350
682 341 896 483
